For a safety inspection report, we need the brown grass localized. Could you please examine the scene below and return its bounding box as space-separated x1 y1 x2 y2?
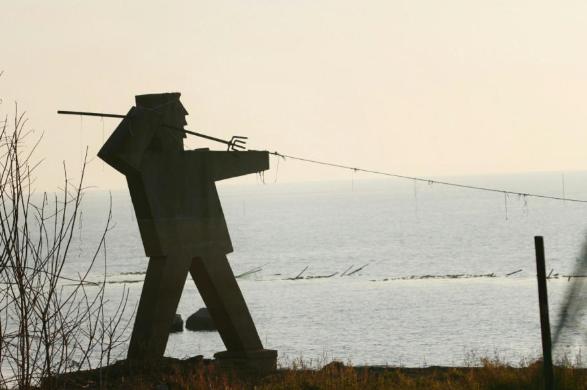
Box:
41 356 587 390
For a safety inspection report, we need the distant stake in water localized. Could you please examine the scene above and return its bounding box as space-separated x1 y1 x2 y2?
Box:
534 236 555 390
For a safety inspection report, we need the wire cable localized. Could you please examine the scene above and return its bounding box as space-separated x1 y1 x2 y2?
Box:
267 151 587 204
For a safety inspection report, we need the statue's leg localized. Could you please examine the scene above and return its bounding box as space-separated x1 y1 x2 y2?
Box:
127 254 192 361
189 254 263 351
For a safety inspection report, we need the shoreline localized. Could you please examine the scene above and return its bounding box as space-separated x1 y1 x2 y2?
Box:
43 356 587 389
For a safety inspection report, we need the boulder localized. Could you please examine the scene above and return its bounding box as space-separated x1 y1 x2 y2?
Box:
186 308 216 331
170 314 183 333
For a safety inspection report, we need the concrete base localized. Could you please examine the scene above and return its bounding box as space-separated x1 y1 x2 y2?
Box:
214 349 277 375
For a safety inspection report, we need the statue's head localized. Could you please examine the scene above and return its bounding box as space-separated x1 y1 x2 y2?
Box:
135 92 188 152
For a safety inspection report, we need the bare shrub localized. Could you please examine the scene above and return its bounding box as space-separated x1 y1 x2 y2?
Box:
0 101 131 389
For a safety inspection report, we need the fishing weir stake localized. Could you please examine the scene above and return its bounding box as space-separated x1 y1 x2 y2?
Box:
57 110 248 151
534 236 554 390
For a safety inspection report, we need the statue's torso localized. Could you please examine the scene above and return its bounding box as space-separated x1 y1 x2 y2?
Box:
129 150 233 258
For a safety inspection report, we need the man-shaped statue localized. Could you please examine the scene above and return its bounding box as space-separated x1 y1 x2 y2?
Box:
98 92 276 372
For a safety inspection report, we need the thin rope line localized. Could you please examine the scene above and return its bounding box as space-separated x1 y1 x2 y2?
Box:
67 111 587 205
267 151 587 204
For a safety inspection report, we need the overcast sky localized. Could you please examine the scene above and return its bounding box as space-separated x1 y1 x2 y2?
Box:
1 0 586 191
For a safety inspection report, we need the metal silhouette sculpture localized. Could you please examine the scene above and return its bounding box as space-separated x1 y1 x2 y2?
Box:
97 92 276 372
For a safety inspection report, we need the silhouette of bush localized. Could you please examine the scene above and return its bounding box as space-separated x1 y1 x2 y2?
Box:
0 97 131 389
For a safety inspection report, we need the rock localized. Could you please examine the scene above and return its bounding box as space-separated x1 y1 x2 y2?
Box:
321 361 346 371
170 314 183 333
186 308 216 331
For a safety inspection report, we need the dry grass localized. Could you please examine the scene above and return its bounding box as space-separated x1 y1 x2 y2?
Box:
41 355 587 390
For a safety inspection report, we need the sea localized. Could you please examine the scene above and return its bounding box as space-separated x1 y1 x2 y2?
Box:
64 171 587 368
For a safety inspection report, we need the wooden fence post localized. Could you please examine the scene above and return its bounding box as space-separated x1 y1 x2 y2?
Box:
534 236 554 390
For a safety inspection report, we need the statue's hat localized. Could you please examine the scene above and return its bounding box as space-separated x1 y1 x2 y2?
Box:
135 92 188 115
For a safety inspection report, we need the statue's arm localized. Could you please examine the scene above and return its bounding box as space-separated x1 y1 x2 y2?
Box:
98 107 160 174
200 150 270 181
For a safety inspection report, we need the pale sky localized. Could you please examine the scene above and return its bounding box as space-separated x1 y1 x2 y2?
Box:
1 0 586 191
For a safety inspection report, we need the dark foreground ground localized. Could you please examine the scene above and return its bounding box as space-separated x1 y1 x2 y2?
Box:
42 356 587 389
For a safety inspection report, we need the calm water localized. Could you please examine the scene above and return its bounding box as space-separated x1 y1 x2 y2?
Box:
67 172 587 367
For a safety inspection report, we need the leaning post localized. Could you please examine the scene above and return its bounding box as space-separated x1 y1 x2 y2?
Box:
534 236 554 390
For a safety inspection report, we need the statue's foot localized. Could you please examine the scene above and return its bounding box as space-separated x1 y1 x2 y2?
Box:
214 349 277 375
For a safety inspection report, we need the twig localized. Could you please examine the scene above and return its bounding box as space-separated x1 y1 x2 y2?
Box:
235 267 263 279
346 264 368 276
506 269 523 277
291 265 309 280
306 272 338 279
340 265 353 277
563 275 587 281
235 263 267 279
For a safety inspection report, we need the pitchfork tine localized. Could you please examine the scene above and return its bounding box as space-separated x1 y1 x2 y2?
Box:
227 135 248 151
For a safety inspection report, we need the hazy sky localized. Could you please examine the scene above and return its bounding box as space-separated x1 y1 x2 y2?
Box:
1 0 586 191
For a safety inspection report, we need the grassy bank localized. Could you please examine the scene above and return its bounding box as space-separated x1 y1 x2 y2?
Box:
42 356 587 389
